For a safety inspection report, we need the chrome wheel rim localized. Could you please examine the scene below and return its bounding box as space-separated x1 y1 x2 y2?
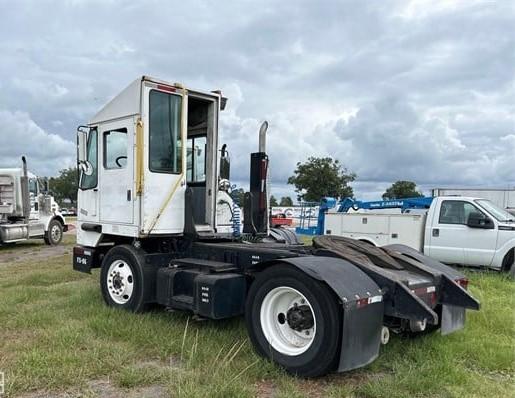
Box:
107 260 134 304
51 224 61 242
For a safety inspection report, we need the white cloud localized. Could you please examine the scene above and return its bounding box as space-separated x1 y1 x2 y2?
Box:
0 110 75 176
0 0 513 199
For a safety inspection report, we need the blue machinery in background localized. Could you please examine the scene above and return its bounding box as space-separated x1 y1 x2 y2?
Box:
295 196 434 236
336 196 434 213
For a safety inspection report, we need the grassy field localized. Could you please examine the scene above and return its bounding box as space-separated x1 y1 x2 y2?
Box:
0 236 514 397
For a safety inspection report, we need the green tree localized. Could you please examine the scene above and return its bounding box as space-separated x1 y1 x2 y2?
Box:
49 167 78 205
279 196 293 206
269 195 279 207
287 157 356 202
382 180 423 200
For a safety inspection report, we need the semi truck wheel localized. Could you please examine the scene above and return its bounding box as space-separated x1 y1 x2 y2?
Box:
100 245 150 312
245 264 341 377
44 219 63 245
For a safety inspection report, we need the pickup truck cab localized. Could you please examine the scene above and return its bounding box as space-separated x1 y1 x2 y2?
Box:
324 196 515 272
424 196 515 271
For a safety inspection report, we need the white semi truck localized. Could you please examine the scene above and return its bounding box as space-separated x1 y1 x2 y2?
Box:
72 76 479 377
323 196 515 273
0 157 67 246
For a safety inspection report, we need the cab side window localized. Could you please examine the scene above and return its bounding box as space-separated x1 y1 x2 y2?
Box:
186 136 206 183
28 178 38 195
104 129 128 169
439 201 483 225
149 90 182 174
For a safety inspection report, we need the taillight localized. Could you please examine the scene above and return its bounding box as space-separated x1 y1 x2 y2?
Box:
356 295 382 309
430 292 437 306
456 278 469 289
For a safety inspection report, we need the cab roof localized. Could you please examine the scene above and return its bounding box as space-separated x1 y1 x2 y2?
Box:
89 76 225 126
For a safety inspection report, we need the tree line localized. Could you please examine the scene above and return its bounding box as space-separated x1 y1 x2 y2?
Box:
285 157 423 203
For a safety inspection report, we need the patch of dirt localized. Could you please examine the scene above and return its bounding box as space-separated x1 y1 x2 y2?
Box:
86 378 168 398
15 378 168 398
0 244 71 265
255 379 277 397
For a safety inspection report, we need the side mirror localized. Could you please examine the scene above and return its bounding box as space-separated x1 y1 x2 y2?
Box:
39 177 50 194
220 144 230 180
467 212 494 229
77 128 88 162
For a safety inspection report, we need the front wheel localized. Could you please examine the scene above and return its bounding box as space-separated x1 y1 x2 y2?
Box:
100 245 151 312
245 264 342 377
44 219 63 245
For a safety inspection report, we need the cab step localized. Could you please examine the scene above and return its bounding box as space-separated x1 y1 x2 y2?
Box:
170 294 194 310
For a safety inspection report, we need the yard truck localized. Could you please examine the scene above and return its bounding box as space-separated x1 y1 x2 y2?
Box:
321 196 515 274
72 76 479 377
0 157 67 246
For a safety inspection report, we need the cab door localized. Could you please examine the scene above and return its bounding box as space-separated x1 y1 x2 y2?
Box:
142 83 186 234
426 199 498 266
99 119 134 224
426 200 466 264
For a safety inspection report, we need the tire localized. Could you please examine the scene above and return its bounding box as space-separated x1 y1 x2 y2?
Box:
501 249 515 278
44 219 63 245
100 245 152 312
245 264 341 377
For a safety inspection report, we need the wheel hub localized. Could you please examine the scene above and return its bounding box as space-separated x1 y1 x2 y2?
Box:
106 260 134 305
260 286 317 356
286 304 314 331
51 225 61 241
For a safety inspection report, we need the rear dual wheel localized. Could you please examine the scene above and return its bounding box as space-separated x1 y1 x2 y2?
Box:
245 265 342 377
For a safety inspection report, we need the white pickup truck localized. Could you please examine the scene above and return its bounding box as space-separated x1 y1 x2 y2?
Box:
324 196 515 273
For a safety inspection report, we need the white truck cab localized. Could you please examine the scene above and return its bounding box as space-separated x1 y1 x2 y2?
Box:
424 196 515 270
0 158 67 245
76 76 230 247
324 196 515 272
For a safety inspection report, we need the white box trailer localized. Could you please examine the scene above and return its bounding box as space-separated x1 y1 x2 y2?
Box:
431 188 515 212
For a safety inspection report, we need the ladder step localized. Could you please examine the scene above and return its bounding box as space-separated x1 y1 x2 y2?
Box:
170 294 194 310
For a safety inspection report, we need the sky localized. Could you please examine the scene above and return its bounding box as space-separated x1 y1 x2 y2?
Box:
0 0 513 200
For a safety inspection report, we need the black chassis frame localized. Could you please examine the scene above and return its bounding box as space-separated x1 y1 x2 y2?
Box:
74 235 385 372
73 234 479 373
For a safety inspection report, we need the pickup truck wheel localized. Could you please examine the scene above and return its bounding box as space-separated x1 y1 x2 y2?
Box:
245 264 341 377
501 250 515 278
44 219 63 246
100 245 150 312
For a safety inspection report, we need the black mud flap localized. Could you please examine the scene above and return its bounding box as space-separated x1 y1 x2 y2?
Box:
441 304 466 335
277 256 384 372
340 300 384 371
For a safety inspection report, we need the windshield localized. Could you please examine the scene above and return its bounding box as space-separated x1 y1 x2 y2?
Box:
476 199 514 222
